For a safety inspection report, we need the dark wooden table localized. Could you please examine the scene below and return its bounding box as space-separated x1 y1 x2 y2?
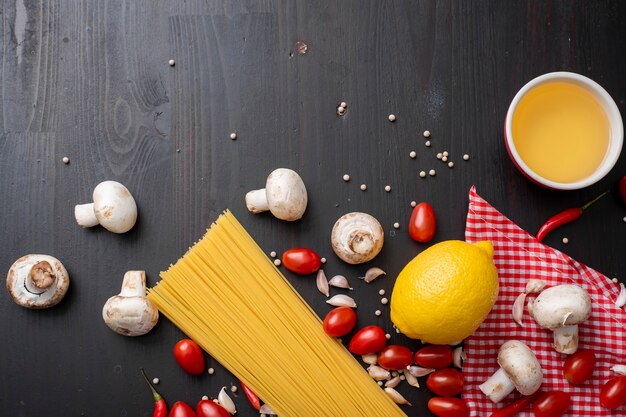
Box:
1 1 624 416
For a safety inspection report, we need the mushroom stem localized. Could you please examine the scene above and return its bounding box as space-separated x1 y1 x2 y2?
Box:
553 324 579 354
479 368 516 403
29 261 56 290
348 230 376 255
245 189 269 213
119 271 148 297
75 203 98 227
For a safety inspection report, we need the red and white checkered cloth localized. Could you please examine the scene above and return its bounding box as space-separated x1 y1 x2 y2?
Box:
463 186 626 416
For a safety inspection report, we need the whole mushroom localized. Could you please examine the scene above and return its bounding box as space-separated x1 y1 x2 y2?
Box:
479 340 543 403
245 168 307 221
331 212 384 264
75 181 138 233
6 254 70 309
530 284 591 354
102 271 158 336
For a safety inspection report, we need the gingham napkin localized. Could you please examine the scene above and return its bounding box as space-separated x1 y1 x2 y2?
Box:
463 186 626 416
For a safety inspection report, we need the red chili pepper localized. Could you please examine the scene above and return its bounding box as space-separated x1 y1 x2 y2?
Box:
489 392 539 417
141 368 167 417
536 191 608 242
240 380 261 410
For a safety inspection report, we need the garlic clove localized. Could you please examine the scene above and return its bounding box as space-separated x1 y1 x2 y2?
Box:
367 365 391 380
328 275 353 290
362 267 386 283
611 364 626 375
326 294 356 308
527 298 535 316
404 369 420 388
615 283 626 308
316 269 330 297
362 354 378 365
384 387 412 406
525 279 547 294
259 404 277 415
512 292 526 326
218 387 237 414
385 376 401 388
406 365 435 377
453 346 466 369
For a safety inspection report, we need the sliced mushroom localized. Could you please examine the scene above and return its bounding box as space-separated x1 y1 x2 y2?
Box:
102 271 158 336
479 340 543 403
245 168 307 221
6 254 70 309
75 181 138 233
331 212 384 264
530 284 591 354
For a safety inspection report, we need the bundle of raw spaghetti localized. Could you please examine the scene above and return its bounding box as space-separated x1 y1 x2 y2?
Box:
148 211 407 417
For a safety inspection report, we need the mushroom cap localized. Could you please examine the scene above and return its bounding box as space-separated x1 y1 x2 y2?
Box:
6 254 70 309
331 212 384 264
497 340 543 395
102 296 159 336
265 169 307 221
93 181 138 233
531 284 591 329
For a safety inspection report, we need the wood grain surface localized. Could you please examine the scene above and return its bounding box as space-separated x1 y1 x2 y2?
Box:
1 1 624 416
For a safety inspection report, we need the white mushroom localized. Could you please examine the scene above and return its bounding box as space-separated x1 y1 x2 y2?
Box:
245 168 307 221
479 340 543 403
75 181 138 233
331 212 384 264
102 271 158 336
6 254 70 309
530 284 591 354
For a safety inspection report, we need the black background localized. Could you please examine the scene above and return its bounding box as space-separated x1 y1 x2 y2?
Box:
1 1 624 416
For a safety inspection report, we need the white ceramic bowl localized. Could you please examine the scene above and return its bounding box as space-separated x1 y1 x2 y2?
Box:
504 72 623 190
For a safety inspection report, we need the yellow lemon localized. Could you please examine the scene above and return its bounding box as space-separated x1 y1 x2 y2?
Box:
390 240 498 344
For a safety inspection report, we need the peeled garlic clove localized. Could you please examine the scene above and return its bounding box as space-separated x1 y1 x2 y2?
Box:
385 376 401 388
326 294 356 308
406 365 435 377
512 292 526 326
384 387 412 406
453 346 466 369
328 275 353 290
362 354 378 365
616 283 626 308
404 369 419 387
611 364 626 375
259 404 277 415
527 298 535 316
368 365 391 380
525 279 547 294
316 269 330 297
362 267 386 283
218 387 237 414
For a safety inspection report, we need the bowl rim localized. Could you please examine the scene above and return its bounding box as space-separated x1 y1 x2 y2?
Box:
504 71 624 190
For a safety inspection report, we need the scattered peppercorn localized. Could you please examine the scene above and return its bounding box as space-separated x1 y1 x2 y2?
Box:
419 171 426 178
62 156 70 164
410 201 417 207
343 174 350 182
463 154 470 161
388 114 396 122
230 132 237 140
429 169 436 176
423 130 431 138
360 184 367 191
409 151 416 159
168 59 175 66
385 185 391 192
425 141 431 147
274 259 281 266
393 222 400 229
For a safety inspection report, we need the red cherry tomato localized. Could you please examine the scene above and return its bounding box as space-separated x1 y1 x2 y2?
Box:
426 368 464 396
173 339 205 375
532 391 571 417
282 248 321 275
428 397 469 417
196 400 229 417
563 349 596 384
348 325 387 355
169 401 197 417
408 202 436 243
376 345 413 370
414 345 454 369
600 375 626 409
323 307 357 337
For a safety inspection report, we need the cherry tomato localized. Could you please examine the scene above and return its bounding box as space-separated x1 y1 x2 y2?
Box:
408 202 436 243
414 345 454 369
282 248 321 275
532 391 571 417
600 375 626 409
563 349 596 384
426 368 464 396
619 175 626 205
376 345 413 370
323 307 357 337
428 397 469 417
173 339 205 375
196 400 229 417
169 401 196 417
348 325 387 355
